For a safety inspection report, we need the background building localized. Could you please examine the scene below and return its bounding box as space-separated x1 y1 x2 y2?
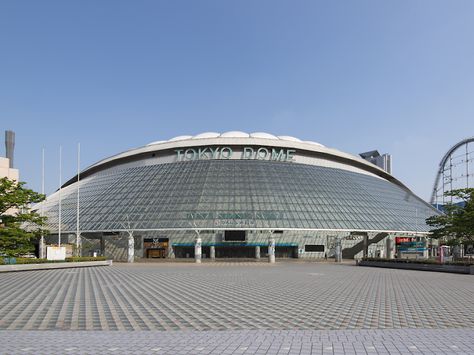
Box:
1 130 19 181
0 157 18 181
359 150 392 174
39 131 439 261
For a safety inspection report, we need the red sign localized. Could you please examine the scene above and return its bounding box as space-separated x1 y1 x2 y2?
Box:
395 237 415 244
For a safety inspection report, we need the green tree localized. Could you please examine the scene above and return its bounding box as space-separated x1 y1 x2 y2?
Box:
0 177 46 257
426 188 474 246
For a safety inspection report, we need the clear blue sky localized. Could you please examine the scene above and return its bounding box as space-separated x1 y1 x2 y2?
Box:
1 0 473 200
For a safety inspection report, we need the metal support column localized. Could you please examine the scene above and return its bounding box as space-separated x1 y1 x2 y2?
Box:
127 232 134 263
100 235 105 257
450 155 453 203
195 237 202 263
76 233 82 257
255 246 260 259
335 236 342 263
39 237 45 259
168 244 175 259
268 237 275 263
363 234 369 258
210 245 215 260
467 142 470 188
386 236 393 259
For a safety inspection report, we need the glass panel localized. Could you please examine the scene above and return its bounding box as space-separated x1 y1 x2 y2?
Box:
42 160 438 232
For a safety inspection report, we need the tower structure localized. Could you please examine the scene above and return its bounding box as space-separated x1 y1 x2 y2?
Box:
5 130 15 168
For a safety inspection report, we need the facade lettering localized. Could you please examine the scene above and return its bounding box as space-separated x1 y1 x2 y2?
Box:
257 147 269 159
175 146 296 162
221 147 233 159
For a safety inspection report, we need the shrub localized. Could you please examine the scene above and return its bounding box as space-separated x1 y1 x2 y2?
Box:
0 256 107 265
361 257 474 266
65 256 107 262
362 257 438 264
445 260 474 266
15 258 49 264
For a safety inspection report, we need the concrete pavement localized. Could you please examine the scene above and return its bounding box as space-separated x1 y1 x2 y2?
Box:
0 262 473 353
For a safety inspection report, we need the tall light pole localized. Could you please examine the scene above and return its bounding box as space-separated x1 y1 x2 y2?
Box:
39 147 45 258
76 143 81 256
58 145 62 247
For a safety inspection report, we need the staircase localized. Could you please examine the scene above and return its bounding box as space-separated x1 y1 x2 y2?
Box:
342 232 388 259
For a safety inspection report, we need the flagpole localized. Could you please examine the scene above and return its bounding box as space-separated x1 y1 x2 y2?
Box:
76 143 80 256
40 147 45 258
58 145 62 247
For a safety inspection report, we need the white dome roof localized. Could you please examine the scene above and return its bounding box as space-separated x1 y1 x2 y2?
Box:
169 135 193 142
250 132 278 139
277 135 302 142
220 131 250 138
146 131 324 147
193 132 220 139
146 140 166 146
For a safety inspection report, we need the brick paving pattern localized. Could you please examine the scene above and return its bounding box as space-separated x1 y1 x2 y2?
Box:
0 262 473 354
1 328 473 354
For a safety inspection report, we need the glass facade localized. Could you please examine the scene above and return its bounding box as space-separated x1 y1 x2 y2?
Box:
41 159 437 233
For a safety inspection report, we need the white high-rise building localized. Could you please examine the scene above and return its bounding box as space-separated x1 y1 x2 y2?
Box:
0 157 19 181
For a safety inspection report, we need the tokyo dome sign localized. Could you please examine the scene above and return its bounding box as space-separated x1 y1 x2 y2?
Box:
175 146 296 162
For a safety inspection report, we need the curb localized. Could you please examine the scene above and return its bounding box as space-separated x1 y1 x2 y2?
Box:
0 260 112 273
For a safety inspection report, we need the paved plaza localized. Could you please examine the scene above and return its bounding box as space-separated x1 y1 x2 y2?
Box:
1 328 474 355
0 262 473 353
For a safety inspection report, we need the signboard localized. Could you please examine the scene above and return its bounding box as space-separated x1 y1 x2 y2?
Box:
395 237 425 256
395 237 416 244
143 238 168 258
224 230 246 242
187 211 283 228
47 246 66 261
144 237 168 248
175 146 296 162
345 234 364 241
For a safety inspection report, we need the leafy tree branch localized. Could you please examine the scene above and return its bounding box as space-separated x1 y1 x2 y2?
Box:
0 177 46 257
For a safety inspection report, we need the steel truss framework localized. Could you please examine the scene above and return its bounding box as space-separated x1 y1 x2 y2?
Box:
431 137 474 205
